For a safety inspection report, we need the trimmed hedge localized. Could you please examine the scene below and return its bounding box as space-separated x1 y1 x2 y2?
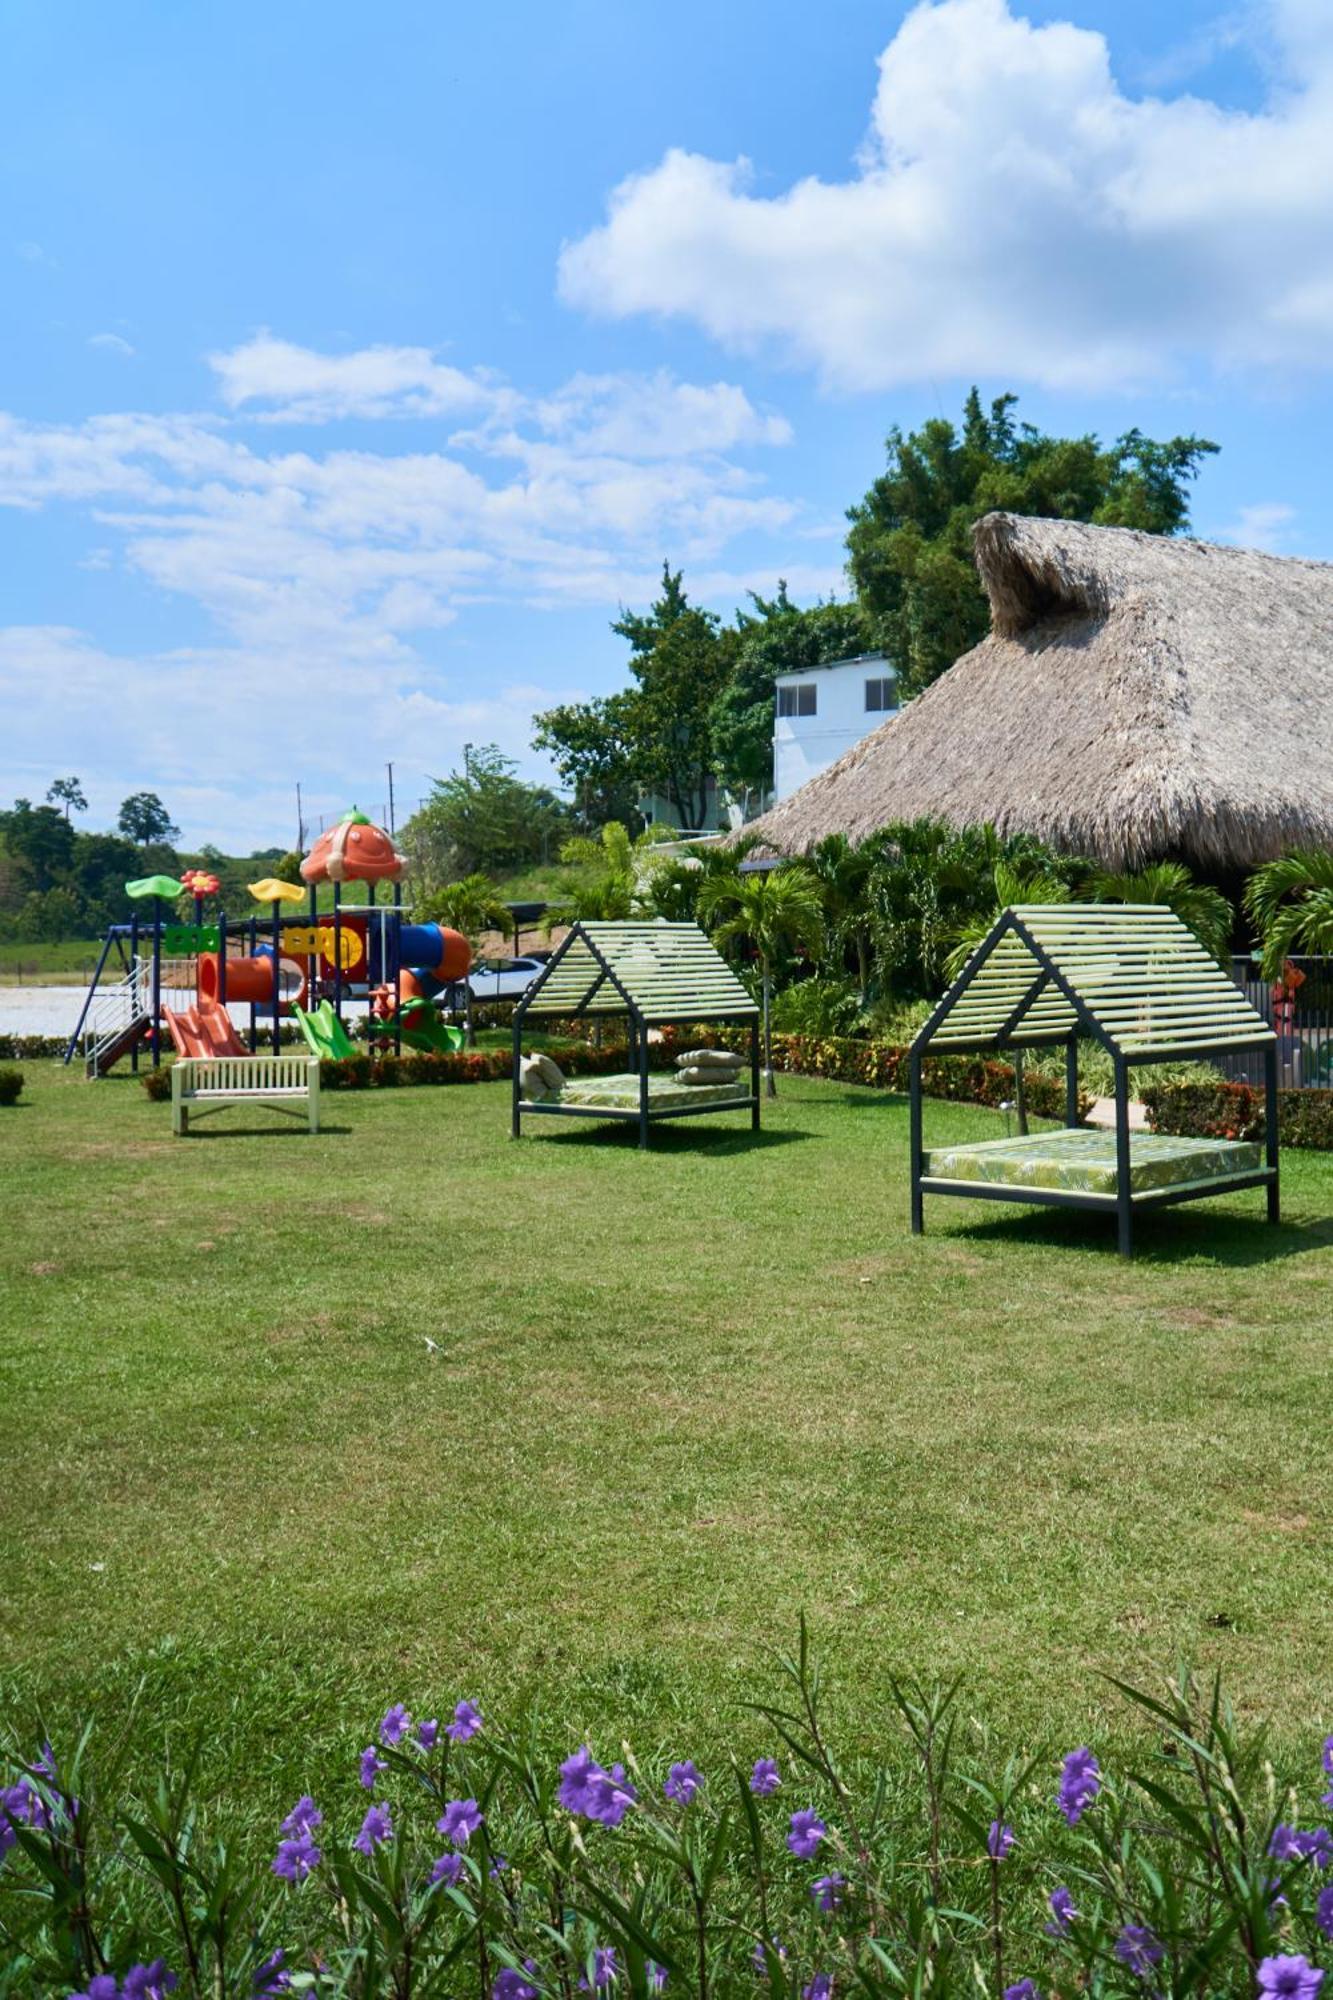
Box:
1142 1079 1333 1151
0 1033 68 1060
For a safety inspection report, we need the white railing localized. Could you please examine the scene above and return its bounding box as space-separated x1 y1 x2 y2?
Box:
84 960 153 1072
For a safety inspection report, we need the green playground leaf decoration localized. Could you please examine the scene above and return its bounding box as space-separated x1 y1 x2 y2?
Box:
125 874 184 900
339 807 373 825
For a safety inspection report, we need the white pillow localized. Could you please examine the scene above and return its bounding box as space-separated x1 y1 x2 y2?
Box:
518 1054 550 1101
677 1064 743 1086
675 1047 744 1069
534 1051 566 1090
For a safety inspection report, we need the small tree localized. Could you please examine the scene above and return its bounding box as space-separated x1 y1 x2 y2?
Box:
1244 852 1333 979
801 833 878 1004
117 792 179 847
1091 861 1232 965
418 873 512 950
700 867 824 1096
46 776 87 821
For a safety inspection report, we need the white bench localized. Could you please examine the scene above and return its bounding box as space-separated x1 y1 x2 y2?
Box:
171 1055 321 1135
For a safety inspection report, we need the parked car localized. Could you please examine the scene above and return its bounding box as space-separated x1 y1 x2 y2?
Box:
464 955 546 1004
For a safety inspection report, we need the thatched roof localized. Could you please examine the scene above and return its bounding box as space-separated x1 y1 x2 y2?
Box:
747 512 1333 871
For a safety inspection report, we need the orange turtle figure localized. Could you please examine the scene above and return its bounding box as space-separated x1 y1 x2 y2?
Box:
300 810 405 885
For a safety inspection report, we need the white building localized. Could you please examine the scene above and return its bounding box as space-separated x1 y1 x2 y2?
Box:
773 651 899 802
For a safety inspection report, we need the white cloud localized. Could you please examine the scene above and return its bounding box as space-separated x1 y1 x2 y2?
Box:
209 332 506 423
0 343 810 842
88 332 135 357
1215 500 1298 551
558 0 1333 392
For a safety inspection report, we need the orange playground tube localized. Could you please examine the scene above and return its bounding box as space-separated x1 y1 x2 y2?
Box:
198 952 308 1009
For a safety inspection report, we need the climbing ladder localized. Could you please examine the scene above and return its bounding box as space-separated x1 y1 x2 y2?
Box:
80 962 154 1077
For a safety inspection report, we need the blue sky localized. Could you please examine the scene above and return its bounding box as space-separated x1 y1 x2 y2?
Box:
3 0 1331 848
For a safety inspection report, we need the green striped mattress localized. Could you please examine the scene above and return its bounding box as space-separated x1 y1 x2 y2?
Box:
555 1071 748 1112
921 1128 1263 1198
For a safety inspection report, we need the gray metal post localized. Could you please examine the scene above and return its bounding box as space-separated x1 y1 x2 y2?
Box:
909 1049 924 1235
1065 1037 1079 1127
637 1013 650 1149
511 1014 522 1139
1265 1040 1281 1224
1114 1056 1133 1259
750 1017 760 1131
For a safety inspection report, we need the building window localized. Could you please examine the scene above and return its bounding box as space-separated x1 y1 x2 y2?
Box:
865 676 895 712
777 683 817 718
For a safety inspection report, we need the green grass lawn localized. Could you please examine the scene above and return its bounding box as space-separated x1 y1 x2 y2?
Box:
3 1062 1333 1818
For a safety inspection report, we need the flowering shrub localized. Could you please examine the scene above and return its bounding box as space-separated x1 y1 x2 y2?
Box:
1143 1081 1333 1152
5 1630 1333 1998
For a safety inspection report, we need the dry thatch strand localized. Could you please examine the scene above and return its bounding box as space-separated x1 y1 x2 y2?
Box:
746 511 1333 870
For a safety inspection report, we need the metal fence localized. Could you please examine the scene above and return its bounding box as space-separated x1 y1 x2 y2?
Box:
1216 955 1333 1090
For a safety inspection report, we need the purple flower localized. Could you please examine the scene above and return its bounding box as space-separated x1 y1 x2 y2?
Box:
31 1743 58 1782
1303 1829 1333 1869
1258 1956 1325 1999
1046 1886 1076 1937
1323 1738 1333 1780
69 1981 120 2000
279 1796 322 1837
1115 1926 1164 1981
251 1951 291 1997
1057 1748 1101 1827
1318 1883 1333 1939
379 1704 411 1745
417 1718 440 1751
359 1746 386 1791
353 1803 393 1856
1272 1825 1305 1862
558 1746 637 1827
988 1820 1015 1860
489 1853 509 1878
447 1700 483 1742
803 1977 832 2000
591 1946 619 1988
1004 1985 1040 2000
272 1832 321 1882
437 1798 483 1847
648 1968 667 1992
664 1760 702 1805
787 1809 826 1860
751 1939 787 1975
811 1872 845 1912
3 1779 51 1832
750 1758 780 1796
122 1967 178 2000
431 1851 465 1887
495 1972 539 2000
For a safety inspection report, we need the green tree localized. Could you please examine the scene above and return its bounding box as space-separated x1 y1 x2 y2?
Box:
531 693 643 833
402 744 569 885
418 873 514 949
799 833 878 1003
846 390 1218 697
46 776 87 821
1089 861 1233 966
1244 853 1333 979
613 565 735 829
0 799 76 893
700 866 824 1096
117 792 180 846
710 589 870 803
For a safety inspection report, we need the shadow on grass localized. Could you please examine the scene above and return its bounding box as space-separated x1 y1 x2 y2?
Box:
933 1203 1333 1266
522 1121 810 1154
179 1121 351 1139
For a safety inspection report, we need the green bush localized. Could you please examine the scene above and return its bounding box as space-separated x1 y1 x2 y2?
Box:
768 976 864 1038
140 1066 172 1101
1142 1079 1333 1150
0 1065 24 1105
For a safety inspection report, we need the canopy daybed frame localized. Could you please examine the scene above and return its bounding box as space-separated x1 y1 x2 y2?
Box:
908 905 1278 1258
511 921 761 1149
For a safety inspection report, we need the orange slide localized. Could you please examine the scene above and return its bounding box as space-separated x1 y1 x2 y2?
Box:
163 1002 249 1059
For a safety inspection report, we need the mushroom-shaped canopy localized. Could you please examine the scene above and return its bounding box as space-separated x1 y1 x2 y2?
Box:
300 809 405 885
248 877 306 905
125 874 184 900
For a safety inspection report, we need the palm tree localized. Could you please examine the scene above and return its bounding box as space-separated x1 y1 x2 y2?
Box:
1244 852 1333 979
801 833 876 1003
1088 861 1232 965
699 867 824 1096
419 872 512 948
942 858 1071 982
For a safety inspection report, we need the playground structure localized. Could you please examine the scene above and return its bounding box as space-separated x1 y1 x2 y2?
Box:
65 810 472 1076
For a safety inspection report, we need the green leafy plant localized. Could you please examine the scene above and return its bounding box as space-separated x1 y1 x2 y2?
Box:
1089 861 1233 965
699 868 825 1096
1245 852 1333 981
0 1065 23 1106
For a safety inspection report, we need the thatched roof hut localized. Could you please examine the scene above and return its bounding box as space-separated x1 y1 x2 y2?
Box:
747 512 1333 871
